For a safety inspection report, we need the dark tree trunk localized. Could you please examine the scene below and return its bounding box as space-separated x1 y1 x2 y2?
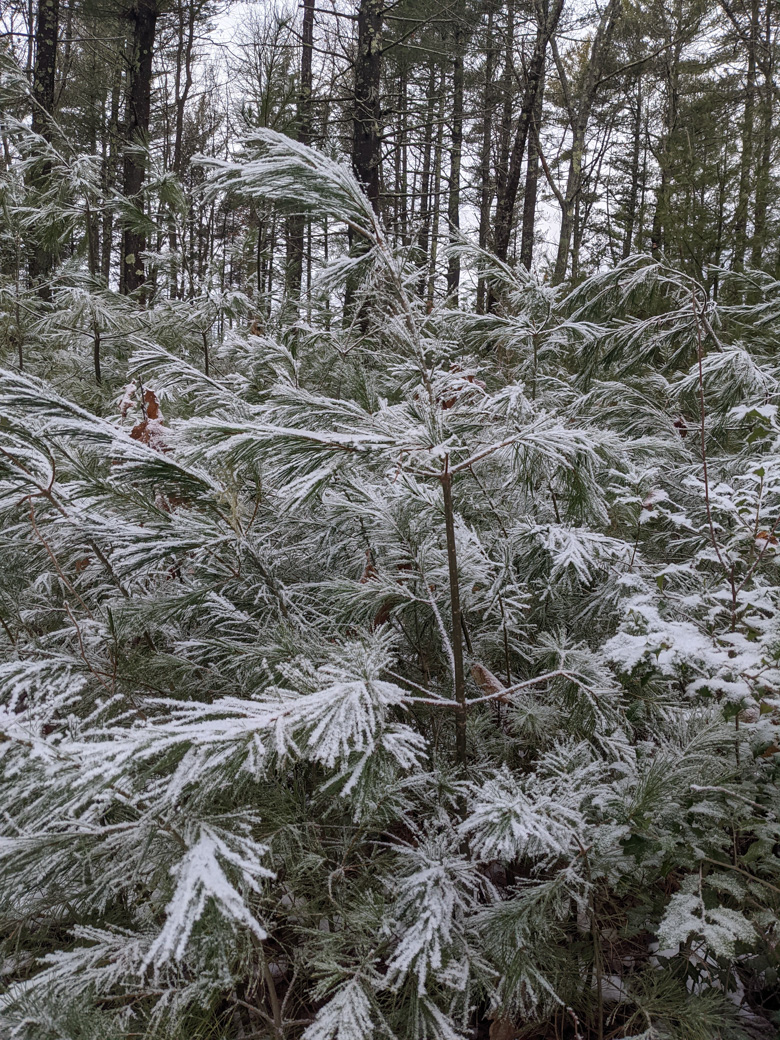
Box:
732 0 759 270
426 64 447 311
416 62 437 295
29 0 60 297
493 0 564 268
621 80 643 259
520 65 544 270
121 0 159 298
31 0 58 140
477 2 496 313
447 21 465 301
286 0 314 306
750 72 773 268
750 1 772 269
495 0 515 227
552 0 621 284
352 0 383 213
649 0 682 261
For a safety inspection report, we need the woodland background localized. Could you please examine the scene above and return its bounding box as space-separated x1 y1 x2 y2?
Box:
1 0 778 312
3 2 780 1040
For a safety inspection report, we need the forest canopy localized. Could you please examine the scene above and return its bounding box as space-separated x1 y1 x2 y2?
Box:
1 0 780 1038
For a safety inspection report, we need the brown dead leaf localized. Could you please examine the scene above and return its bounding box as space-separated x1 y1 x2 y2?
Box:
489 1018 517 1040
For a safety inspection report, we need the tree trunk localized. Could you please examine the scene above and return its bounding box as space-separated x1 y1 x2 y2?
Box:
750 4 773 269
447 20 465 301
520 65 545 270
477 2 496 312
494 0 564 267
121 0 159 299
732 0 759 271
552 0 621 284
352 0 383 212
416 62 437 296
495 0 515 227
650 0 682 260
426 64 447 312
285 0 314 307
29 0 60 297
101 67 121 284
621 79 642 259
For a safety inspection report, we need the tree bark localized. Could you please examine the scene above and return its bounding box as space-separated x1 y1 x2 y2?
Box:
416 62 437 296
121 0 159 298
477 2 496 312
285 0 314 306
426 63 447 312
494 0 564 267
520 65 545 270
352 0 383 212
732 0 759 271
552 0 621 284
750 2 773 269
31 0 58 141
446 20 465 301
29 0 60 297
650 0 683 260
621 79 643 259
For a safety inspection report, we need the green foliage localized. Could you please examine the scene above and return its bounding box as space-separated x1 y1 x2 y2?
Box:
3 126 780 1040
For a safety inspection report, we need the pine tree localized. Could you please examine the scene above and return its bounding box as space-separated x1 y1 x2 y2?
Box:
3 119 780 1039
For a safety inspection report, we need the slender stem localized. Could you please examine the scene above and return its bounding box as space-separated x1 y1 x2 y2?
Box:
691 291 737 628
440 457 467 772
261 955 284 1040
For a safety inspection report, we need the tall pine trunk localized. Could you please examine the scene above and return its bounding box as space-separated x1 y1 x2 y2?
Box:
494 0 564 268
477 3 496 312
621 79 643 259
121 0 158 299
732 0 759 271
520 66 545 271
750 7 773 270
552 0 621 284
29 0 60 298
285 0 314 308
446 21 464 302
352 0 383 212
416 63 437 297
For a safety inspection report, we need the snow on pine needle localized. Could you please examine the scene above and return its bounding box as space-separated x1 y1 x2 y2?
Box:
4 125 780 1039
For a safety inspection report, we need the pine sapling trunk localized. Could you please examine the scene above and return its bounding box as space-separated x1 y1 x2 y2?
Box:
441 463 467 771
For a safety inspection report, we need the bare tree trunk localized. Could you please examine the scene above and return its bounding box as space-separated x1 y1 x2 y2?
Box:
29 0 60 297
477 2 496 312
552 0 621 284
102 67 121 284
352 0 383 212
732 0 759 270
650 0 682 260
399 63 409 244
520 65 545 270
285 0 314 307
167 0 197 299
750 4 773 269
494 0 564 267
426 64 447 312
621 79 642 259
495 0 515 229
447 19 465 301
121 0 159 299
416 62 437 296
